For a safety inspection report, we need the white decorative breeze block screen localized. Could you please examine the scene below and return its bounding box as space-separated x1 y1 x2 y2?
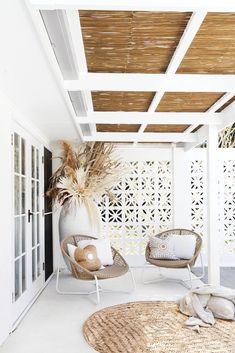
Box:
221 160 235 252
98 160 172 256
98 148 235 263
190 160 207 237
190 157 235 254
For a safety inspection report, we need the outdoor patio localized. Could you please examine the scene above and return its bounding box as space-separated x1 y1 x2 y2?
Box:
0 1 234 352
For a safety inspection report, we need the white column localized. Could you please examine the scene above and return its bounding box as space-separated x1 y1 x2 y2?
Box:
207 125 220 285
172 145 191 229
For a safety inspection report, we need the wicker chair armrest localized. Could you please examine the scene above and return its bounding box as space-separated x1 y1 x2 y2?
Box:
190 240 203 264
112 247 127 267
60 244 95 277
112 246 119 258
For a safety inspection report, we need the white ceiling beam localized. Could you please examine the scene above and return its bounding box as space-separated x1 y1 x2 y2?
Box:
207 92 234 113
76 112 222 125
29 0 235 12
184 92 234 133
138 11 207 136
83 132 198 143
65 11 87 74
164 12 207 75
25 0 84 141
65 10 96 135
147 92 165 114
137 92 165 134
64 74 235 92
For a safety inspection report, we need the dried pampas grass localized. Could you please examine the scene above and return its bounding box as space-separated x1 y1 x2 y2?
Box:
47 141 127 206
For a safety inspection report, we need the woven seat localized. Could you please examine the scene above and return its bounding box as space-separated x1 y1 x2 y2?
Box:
61 235 129 280
56 235 135 304
143 228 204 288
91 264 129 279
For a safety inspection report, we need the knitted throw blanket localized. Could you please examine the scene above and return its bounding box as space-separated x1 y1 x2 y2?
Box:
178 284 235 332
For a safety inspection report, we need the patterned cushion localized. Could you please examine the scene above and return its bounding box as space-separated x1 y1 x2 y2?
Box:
149 236 179 260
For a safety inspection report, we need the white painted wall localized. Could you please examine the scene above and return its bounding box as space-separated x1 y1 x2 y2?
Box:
0 0 79 142
0 95 13 345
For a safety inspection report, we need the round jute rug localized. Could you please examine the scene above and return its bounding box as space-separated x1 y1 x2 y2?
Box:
83 301 235 353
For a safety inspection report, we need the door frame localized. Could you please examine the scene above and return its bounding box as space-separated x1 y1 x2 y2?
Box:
11 122 45 325
44 147 54 281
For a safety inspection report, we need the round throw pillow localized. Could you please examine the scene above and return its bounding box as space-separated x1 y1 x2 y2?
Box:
75 245 101 271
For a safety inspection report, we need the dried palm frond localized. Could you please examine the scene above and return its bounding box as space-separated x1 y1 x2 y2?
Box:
60 140 77 169
47 141 128 206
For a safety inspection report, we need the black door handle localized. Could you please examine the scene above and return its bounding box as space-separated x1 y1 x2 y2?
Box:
28 209 33 223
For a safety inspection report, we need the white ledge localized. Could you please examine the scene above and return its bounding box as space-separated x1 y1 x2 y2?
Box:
77 112 222 125
30 0 235 12
83 132 198 143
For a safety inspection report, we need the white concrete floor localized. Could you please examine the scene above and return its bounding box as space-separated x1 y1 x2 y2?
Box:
1 268 202 353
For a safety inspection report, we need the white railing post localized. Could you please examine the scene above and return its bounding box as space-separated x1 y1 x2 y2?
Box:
207 125 220 285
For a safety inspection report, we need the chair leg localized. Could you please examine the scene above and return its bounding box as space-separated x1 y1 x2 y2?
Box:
182 255 205 289
56 253 135 302
56 254 97 296
193 253 205 280
129 268 136 292
98 269 136 295
94 276 100 305
142 264 165 285
187 264 193 289
142 263 203 289
56 260 62 294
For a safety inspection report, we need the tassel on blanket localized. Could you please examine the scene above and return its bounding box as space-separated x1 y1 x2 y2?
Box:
184 317 212 333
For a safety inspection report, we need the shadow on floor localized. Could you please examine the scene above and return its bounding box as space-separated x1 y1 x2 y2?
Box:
193 267 235 289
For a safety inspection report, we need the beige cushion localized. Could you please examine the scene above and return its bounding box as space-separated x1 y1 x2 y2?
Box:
77 238 113 266
75 245 101 271
207 296 235 320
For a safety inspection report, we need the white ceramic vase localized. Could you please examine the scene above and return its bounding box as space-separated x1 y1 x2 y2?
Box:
59 199 101 269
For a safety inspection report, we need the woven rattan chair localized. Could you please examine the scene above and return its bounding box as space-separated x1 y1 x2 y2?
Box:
56 235 135 304
143 229 204 289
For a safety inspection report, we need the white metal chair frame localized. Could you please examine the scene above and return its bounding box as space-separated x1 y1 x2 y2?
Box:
142 253 205 289
142 229 205 289
56 247 136 305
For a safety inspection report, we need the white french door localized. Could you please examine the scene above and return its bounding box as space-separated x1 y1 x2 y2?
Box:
12 124 44 324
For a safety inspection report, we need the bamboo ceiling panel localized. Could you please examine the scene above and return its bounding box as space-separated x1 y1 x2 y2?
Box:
178 13 235 74
144 124 189 133
97 124 140 132
156 92 224 112
79 11 191 73
92 91 154 111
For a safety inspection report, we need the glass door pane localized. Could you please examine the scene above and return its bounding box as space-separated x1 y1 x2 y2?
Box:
12 126 44 324
13 134 27 301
